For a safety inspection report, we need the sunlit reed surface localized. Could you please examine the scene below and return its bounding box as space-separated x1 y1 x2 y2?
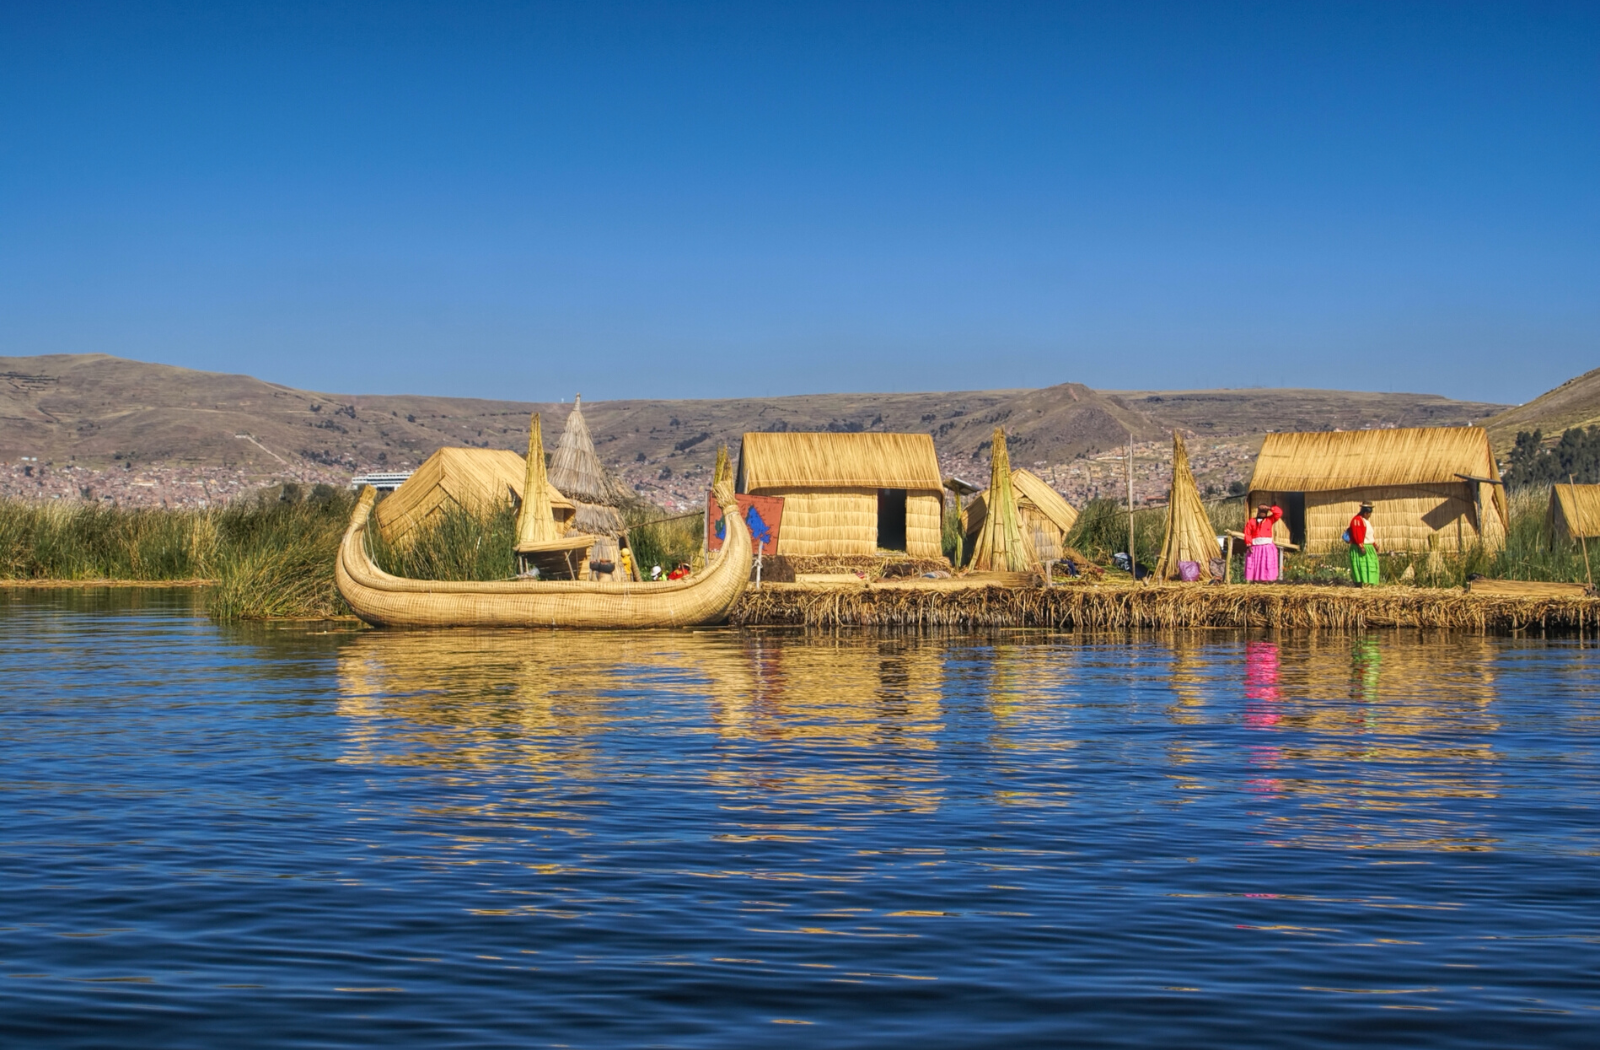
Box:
1 589 1596 1048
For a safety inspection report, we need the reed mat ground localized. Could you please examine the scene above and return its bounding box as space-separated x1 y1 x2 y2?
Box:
730 582 1600 633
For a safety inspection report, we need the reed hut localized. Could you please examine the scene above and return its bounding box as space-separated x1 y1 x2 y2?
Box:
549 395 629 534
967 428 1039 572
1154 432 1219 580
735 432 944 557
373 447 574 547
1246 426 1508 554
1548 483 1600 545
962 469 1079 562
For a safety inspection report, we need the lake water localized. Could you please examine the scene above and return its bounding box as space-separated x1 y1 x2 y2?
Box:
1 589 1596 1048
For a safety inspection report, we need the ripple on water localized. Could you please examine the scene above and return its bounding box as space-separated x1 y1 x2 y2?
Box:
0 589 1596 1048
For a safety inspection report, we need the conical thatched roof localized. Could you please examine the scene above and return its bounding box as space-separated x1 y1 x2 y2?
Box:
1155 431 1218 580
515 413 561 548
549 395 626 534
966 427 1038 572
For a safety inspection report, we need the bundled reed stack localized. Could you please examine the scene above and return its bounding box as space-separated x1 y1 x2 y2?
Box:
1154 431 1220 581
966 427 1038 572
550 395 628 534
514 412 597 578
515 413 560 547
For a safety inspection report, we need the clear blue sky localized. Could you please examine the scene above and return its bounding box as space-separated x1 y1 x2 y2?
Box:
2 1 1595 404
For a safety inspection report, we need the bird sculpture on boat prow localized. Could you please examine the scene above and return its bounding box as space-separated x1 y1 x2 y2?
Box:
335 440 752 629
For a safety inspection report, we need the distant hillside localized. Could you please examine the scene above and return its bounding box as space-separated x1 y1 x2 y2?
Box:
1 354 1506 495
1485 366 1600 450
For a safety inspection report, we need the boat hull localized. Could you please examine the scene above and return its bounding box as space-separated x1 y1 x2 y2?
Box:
336 486 752 628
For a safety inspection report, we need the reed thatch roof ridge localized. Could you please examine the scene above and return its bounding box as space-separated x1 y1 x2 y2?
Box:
738 432 942 491
374 447 571 545
1009 469 1079 534
1552 483 1600 539
1248 426 1500 492
549 395 628 506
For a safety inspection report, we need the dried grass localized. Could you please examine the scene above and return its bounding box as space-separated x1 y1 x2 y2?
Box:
738 432 942 490
730 582 1600 632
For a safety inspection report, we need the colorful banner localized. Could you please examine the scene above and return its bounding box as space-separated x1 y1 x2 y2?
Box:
707 493 784 557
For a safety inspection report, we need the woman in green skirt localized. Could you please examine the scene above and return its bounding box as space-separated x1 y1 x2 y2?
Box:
1347 502 1380 586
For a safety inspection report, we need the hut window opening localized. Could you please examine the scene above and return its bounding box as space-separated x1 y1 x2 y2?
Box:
877 488 908 551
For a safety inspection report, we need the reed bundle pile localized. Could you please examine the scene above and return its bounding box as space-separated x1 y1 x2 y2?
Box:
730 582 1600 633
966 427 1037 572
1154 432 1220 580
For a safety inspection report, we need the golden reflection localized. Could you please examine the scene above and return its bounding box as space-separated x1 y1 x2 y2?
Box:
334 629 950 812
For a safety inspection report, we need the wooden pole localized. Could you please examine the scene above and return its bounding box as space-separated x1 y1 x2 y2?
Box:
1573 474 1594 589
1126 434 1137 580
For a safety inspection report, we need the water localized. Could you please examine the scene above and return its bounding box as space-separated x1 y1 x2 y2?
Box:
1 589 1596 1048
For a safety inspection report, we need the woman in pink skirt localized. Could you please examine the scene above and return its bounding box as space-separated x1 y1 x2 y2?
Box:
1243 503 1283 582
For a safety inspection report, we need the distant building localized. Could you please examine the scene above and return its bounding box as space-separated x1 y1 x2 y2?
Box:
736 432 944 558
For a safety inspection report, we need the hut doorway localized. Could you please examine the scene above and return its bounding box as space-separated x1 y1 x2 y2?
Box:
1282 492 1307 548
877 488 908 551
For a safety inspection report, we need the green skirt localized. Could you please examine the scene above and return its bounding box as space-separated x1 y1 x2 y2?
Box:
1349 543 1380 585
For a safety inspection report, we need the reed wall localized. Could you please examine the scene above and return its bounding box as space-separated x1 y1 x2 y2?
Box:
766 487 942 557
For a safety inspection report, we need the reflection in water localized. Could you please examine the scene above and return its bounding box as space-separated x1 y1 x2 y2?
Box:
4 591 1598 1047
1200 632 1504 851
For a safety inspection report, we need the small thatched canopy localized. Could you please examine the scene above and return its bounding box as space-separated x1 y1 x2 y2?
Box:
515 413 560 548
1549 483 1600 544
967 428 1038 572
736 432 944 557
374 447 573 547
963 468 1079 561
1247 426 1508 553
1155 432 1218 580
550 395 627 534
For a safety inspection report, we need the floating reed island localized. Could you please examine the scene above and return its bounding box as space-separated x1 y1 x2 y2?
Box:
730 579 1600 633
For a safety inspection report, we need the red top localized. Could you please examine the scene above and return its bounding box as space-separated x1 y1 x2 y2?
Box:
1348 514 1370 547
1244 505 1282 543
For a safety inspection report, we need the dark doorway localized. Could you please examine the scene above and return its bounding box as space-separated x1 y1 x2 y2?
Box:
877 489 908 551
1282 492 1307 548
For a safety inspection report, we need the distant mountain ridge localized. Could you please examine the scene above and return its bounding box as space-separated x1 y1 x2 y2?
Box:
1485 366 1600 450
1 354 1507 483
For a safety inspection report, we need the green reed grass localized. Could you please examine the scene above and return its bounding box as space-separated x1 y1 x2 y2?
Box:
368 502 519 582
622 500 705 576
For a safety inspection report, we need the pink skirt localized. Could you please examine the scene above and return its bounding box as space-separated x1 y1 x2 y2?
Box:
1245 542 1280 582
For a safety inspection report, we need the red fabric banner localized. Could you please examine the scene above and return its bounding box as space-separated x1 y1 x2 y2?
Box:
707 493 784 557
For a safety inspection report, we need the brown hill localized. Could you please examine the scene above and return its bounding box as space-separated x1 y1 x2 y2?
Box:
1484 366 1600 451
1 354 1505 496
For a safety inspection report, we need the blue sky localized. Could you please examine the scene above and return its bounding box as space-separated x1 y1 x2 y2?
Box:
1 1 1595 404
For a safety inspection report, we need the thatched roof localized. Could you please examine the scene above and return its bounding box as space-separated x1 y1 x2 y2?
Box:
374 448 572 545
1010 469 1079 534
1155 432 1218 580
963 469 1078 539
738 432 941 491
1551 483 1600 540
549 395 627 506
1249 426 1500 492
966 428 1038 572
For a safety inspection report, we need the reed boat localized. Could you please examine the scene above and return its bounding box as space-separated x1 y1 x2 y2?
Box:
335 477 753 629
